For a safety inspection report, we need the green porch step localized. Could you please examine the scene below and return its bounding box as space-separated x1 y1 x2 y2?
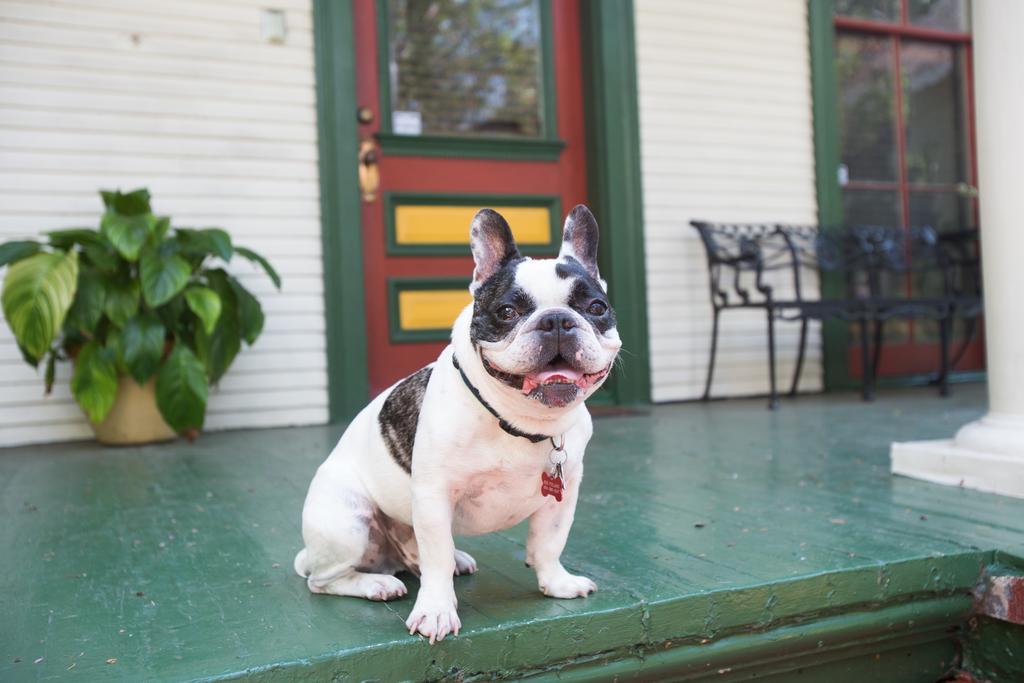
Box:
2 384 1022 681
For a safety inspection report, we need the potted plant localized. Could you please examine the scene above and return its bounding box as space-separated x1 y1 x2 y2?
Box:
0 189 280 444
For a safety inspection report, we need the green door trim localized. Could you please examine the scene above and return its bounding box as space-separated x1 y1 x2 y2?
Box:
314 0 652 415
808 0 849 392
313 0 369 422
580 0 652 405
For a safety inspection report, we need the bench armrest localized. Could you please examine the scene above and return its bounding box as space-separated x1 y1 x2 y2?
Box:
690 221 790 306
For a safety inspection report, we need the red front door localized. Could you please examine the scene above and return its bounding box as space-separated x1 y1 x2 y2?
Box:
353 0 588 396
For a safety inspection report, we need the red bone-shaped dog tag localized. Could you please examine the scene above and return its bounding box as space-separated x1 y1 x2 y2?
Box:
541 469 564 502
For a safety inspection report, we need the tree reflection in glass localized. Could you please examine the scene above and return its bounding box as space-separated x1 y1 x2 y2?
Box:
386 0 544 138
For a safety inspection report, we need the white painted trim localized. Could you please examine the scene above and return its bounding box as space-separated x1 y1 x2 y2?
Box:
892 438 1024 500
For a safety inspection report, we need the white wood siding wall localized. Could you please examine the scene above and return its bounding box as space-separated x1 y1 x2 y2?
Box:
635 0 823 402
0 0 327 446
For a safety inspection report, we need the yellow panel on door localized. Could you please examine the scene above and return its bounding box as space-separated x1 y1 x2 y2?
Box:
398 289 473 331
395 205 551 245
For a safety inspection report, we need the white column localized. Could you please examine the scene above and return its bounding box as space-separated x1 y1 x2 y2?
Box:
890 0 1024 497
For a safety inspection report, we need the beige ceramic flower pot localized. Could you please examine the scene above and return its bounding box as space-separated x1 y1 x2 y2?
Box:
89 376 177 445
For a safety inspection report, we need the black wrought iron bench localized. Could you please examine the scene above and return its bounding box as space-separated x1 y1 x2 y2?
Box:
690 221 982 408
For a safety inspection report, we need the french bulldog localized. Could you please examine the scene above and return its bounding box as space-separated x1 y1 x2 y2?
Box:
294 204 621 643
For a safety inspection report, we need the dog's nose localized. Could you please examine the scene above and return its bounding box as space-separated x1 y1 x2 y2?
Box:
537 311 577 334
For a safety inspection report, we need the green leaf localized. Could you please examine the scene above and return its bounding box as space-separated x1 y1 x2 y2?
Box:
0 240 42 267
117 314 165 384
235 246 281 290
184 286 221 335
44 350 56 394
64 268 106 334
18 343 40 368
203 229 233 261
174 228 232 262
1 251 78 359
156 345 208 433
71 340 118 423
46 229 101 250
229 277 264 345
103 279 140 327
101 212 155 261
174 229 204 253
154 217 171 240
195 312 240 384
155 293 186 331
195 270 240 383
140 245 191 307
82 241 121 274
100 188 151 216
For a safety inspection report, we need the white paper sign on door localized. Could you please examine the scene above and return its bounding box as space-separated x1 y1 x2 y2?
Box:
392 111 423 136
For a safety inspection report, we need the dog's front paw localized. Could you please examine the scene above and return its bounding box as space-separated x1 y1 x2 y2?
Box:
538 567 597 599
406 591 461 644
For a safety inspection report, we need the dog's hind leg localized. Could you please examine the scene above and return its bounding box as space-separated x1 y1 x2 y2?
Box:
380 520 476 577
453 549 477 576
295 481 408 601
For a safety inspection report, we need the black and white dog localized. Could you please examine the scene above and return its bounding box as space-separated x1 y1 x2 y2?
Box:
295 205 621 643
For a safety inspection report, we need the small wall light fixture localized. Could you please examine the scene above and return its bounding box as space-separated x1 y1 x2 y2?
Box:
261 9 287 44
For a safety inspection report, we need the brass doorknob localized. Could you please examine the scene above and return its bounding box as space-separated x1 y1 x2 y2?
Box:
358 139 380 202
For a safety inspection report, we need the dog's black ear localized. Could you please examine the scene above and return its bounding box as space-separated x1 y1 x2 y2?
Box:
470 209 520 292
559 204 601 280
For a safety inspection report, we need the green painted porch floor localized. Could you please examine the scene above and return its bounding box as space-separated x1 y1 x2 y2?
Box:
3 384 1024 682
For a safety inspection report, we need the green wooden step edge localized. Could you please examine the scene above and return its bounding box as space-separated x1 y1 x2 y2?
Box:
193 551 1005 682
532 595 969 682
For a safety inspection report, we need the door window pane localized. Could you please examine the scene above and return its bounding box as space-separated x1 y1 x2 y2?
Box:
836 35 898 182
841 189 901 226
834 0 899 22
909 0 970 31
902 41 968 184
386 0 545 138
909 191 975 231
841 190 908 342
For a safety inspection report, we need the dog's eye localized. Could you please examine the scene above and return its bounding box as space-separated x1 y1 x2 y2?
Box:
587 301 608 316
496 304 519 322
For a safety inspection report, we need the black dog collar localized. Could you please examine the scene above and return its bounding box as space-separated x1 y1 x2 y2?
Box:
451 354 550 443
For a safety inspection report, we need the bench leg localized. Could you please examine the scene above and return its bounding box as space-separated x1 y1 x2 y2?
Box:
872 319 884 380
859 319 875 402
702 308 721 401
939 316 952 397
949 316 977 370
766 309 779 410
788 317 808 397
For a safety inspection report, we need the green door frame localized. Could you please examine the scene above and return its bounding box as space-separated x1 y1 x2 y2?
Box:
580 0 651 406
313 0 651 421
313 0 369 422
808 0 847 392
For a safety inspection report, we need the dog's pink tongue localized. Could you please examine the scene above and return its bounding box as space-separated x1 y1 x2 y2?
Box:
522 367 583 394
536 367 583 382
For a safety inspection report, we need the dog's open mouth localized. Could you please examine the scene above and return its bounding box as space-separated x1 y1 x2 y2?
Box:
482 355 610 407
521 356 609 394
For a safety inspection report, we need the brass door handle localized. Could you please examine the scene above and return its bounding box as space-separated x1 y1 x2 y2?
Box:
359 139 380 202
956 182 979 199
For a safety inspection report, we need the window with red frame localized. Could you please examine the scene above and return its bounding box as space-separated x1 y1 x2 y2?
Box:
833 0 982 376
